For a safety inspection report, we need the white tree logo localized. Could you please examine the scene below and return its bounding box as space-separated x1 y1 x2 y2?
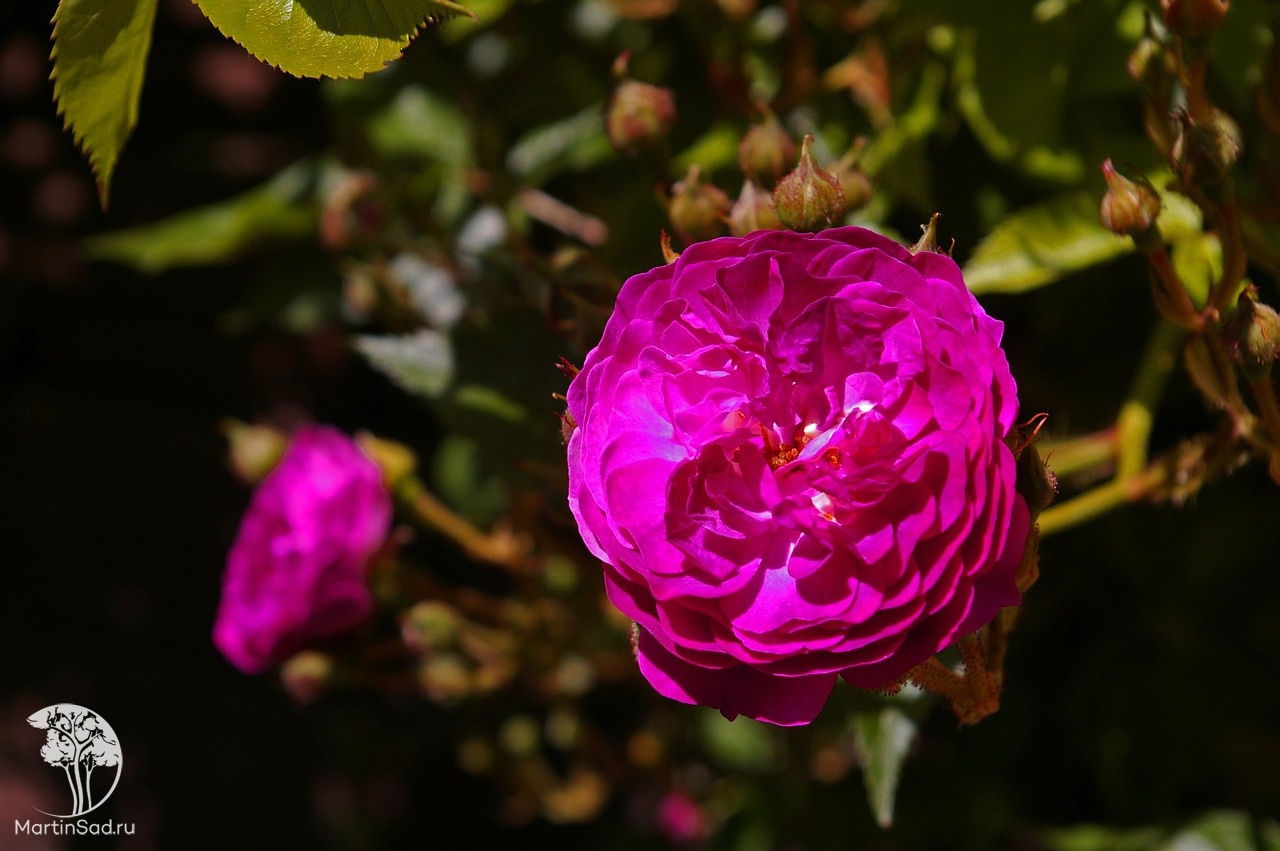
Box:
27 704 122 817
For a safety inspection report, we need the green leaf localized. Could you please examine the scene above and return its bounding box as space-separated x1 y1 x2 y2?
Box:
365 86 474 225
674 123 744 177
85 161 318 274
1164 811 1257 851
506 106 613 187
191 0 476 79
51 0 160 206
433 435 507 524
851 706 917 829
963 192 1131 294
698 708 776 773
355 329 455 398
1043 811 1276 851
963 184 1203 295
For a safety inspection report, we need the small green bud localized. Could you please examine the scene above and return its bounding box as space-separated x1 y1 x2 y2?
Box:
773 134 846 232
668 165 730 243
727 179 782 236
1099 159 1162 237
605 79 677 155
737 107 796 187
1222 287 1280 379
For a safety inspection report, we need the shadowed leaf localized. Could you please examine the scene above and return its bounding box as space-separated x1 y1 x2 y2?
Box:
85 162 318 274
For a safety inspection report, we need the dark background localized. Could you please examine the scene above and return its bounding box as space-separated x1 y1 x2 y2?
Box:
3 1 1280 849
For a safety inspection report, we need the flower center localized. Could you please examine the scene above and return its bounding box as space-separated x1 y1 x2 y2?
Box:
761 421 843 471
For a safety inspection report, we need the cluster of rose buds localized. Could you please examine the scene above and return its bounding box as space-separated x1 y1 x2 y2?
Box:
1100 0 1280 486
604 65 874 244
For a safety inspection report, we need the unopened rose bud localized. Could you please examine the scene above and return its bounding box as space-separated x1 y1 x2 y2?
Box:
728 179 781 236
668 165 730 243
606 80 677 155
1222 287 1280 379
738 107 796 186
773 134 846 232
1161 0 1229 39
221 419 286 484
402 600 461 652
1099 159 1162 237
281 650 334 705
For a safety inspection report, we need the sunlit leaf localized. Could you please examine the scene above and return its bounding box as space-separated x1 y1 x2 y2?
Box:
356 329 455 398
85 162 318 274
51 0 159 206
852 706 916 829
964 184 1203 295
964 192 1131 294
191 0 476 79
1170 231 1222 309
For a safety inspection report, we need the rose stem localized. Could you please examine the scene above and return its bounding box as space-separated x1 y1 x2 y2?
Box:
1247 374 1280 452
1037 463 1166 537
1118 319 1184 477
401 480 532 570
1037 428 1116 480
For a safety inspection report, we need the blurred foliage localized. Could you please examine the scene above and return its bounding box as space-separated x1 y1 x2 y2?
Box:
44 0 1280 846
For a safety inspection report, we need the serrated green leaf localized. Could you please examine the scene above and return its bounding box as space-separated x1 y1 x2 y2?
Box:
85 162 318 274
191 0 476 79
356 329 455 398
852 706 916 829
51 0 159 206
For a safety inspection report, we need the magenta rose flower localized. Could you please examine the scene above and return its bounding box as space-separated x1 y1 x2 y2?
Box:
566 227 1029 726
214 424 392 674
